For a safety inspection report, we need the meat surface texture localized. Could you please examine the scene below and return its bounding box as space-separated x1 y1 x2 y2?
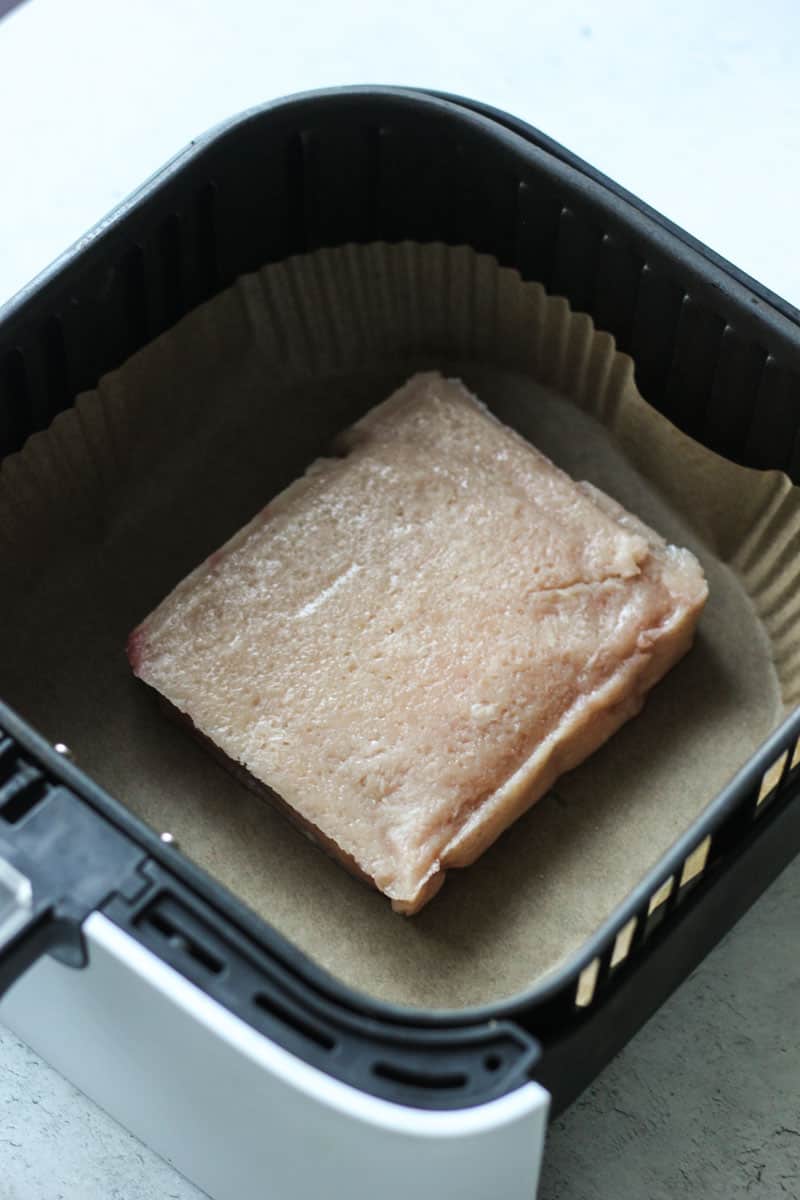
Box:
128 372 708 913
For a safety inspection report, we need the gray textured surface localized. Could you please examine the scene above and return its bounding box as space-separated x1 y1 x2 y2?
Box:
0 1032 202 1200
541 857 800 1200
0 857 798 1200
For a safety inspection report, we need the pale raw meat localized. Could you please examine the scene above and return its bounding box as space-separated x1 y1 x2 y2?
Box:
128 373 708 913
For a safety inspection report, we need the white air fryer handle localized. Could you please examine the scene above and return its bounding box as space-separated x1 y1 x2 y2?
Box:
0 913 550 1200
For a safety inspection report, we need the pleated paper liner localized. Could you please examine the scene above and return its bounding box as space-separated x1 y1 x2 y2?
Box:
0 243 796 1009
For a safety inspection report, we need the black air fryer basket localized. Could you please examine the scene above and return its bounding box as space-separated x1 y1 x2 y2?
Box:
0 87 798 1118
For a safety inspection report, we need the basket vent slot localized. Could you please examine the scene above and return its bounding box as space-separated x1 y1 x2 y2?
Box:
680 835 711 888
139 903 224 976
756 751 789 810
0 766 48 824
647 875 675 916
253 991 336 1053
610 916 637 968
575 957 600 1008
372 1061 468 1091
0 732 50 825
792 737 800 773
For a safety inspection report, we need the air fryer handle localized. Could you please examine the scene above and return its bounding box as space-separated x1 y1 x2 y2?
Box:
0 830 103 998
0 713 149 1002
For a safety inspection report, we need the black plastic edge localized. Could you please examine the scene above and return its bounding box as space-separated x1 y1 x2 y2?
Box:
0 719 147 997
1 86 798 344
428 88 800 326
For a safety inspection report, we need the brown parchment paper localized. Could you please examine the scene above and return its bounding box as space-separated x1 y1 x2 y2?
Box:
1 243 798 1010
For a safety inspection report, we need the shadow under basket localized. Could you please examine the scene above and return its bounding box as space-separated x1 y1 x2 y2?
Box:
0 87 798 1200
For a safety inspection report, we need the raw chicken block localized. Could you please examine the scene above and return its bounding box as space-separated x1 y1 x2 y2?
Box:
128 372 708 913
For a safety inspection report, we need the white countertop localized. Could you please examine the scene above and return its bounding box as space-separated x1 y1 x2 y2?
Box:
1 0 799 310
0 2 798 1198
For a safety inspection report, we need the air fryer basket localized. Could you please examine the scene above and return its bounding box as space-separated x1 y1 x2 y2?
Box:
0 87 798 1115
